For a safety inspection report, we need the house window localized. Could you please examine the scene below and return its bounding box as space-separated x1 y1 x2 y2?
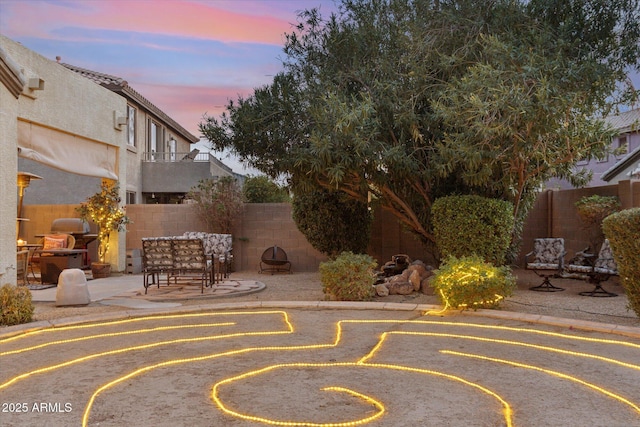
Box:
126 191 136 204
148 120 162 160
617 135 628 156
169 137 176 161
127 105 136 147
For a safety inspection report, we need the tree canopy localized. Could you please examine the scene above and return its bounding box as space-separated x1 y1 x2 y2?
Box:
200 0 640 252
187 177 244 234
243 176 290 203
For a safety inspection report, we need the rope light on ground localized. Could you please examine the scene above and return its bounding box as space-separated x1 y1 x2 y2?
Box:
2 310 638 426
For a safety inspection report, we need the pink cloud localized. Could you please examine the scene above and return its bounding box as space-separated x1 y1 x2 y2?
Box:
133 83 256 136
3 0 294 45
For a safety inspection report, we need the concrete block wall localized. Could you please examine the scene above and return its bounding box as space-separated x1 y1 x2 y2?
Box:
21 179 639 274
367 208 435 267
519 190 552 265
124 203 328 272
520 180 639 266
234 203 328 272
549 185 619 257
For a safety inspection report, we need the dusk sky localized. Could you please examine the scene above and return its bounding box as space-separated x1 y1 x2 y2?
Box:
1 0 638 173
0 0 338 172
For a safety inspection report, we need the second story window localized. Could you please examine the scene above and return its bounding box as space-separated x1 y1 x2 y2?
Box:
148 120 163 160
169 137 176 161
127 105 136 147
617 135 628 156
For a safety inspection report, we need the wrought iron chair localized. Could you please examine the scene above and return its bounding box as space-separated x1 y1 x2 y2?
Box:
259 245 292 274
171 238 211 293
525 238 566 292
16 250 29 285
566 239 618 297
142 237 174 293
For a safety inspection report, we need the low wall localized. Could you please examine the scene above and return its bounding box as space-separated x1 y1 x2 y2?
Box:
520 180 639 265
124 203 328 272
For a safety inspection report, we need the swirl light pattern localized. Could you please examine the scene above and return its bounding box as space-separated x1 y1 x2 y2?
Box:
1 308 638 426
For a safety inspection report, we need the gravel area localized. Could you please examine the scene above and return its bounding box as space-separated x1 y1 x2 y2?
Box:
25 268 639 328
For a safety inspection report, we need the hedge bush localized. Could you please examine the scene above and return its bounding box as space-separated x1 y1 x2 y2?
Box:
432 195 514 265
319 251 377 301
1 284 34 326
575 195 621 251
243 176 290 203
431 255 516 310
292 187 371 258
602 208 640 317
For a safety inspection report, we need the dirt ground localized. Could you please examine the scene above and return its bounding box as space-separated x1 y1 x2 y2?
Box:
29 268 640 328
2 269 639 427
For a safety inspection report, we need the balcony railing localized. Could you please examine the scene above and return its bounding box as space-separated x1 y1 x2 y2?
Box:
142 151 210 162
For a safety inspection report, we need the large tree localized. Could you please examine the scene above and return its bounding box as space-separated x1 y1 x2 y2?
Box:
200 0 640 254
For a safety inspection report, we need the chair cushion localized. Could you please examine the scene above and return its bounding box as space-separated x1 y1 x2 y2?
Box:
182 232 232 256
566 264 592 273
594 240 617 272
533 238 564 263
594 267 617 275
43 236 66 250
527 263 560 270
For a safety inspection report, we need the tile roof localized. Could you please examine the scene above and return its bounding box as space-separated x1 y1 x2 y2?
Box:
61 63 199 143
605 108 640 133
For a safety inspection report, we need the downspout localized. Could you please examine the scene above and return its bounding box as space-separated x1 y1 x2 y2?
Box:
547 189 553 238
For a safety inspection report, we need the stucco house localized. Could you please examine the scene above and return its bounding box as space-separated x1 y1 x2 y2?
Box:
20 62 242 206
1 34 127 282
547 107 640 189
602 108 640 184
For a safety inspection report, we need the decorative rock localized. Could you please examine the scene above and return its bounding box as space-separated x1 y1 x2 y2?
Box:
407 264 431 280
56 268 91 306
387 281 414 295
375 284 389 297
409 269 422 291
420 275 435 295
388 271 410 284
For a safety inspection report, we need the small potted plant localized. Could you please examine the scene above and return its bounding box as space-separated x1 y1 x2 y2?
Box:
77 181 130 278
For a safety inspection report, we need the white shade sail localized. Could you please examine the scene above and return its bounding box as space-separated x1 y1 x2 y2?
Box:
17 119 118 180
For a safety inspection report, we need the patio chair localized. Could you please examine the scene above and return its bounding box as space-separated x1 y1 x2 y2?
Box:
171 238 212 293
142 238 173 294
259 245 292 274
17 250 29 285
525 238 566 292
565 239 618 297
31 234 76 271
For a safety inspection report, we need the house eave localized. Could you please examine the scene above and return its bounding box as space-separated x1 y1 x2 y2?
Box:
602 145 640 181
0 46 25 98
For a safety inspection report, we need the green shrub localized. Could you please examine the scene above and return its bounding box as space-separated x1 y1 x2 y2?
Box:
575 195 621 251
186 177 244 233
319 252 377 301
602 208 640 317
292 186 372 258
243 176 290 203
432 195 514 265
1 284 34 326
431 255 516 310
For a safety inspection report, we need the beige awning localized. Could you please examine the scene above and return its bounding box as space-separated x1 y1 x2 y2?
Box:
17 119 118 180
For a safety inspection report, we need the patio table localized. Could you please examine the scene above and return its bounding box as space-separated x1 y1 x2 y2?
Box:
35 249 87 284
